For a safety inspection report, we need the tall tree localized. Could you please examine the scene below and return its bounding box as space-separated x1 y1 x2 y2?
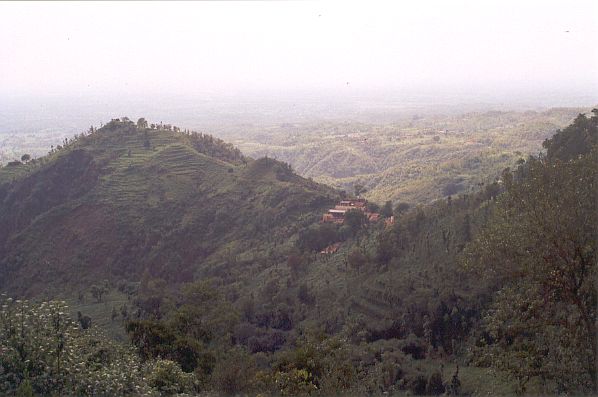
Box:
463 148 597 393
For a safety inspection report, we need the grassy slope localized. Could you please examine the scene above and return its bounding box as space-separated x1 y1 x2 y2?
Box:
0 121 337 296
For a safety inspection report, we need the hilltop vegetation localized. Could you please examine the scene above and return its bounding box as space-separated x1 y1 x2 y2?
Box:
0 118 337 295
0 110 595 396
221 107 589 204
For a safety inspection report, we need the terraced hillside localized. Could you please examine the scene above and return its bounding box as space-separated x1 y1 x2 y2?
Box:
0 119 337 296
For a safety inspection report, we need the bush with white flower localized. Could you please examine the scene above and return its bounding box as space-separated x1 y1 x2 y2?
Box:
0 295 162 395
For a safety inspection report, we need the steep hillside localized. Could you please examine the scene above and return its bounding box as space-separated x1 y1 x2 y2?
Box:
0 119 337 295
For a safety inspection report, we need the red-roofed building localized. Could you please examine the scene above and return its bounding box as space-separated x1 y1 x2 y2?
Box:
322 198 380 224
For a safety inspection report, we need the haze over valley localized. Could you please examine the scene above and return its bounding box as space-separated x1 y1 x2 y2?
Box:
0 1 597 396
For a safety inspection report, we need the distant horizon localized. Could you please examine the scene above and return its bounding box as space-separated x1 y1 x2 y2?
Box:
1 86 596 130
1 1 597 99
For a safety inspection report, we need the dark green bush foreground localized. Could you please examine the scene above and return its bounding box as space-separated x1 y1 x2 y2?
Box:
0 294 463 397
0 295 199 396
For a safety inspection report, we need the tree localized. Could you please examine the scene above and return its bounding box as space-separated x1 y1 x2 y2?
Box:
461 213 471 242
347 249 367 274
77 311 92 329
210 347 256 395
287 253 304 280
90 284 108 303
375 233 394 265
445 366 461 395
380 201 393 218
354 184 367 197
463 148 597 393
425 371 445 395
296 224 337 253
297 284 314 305
0 297 151 395
20 154 31 163
366 202 380 213
137 118 148 129
542 110 597 162
395 202 411 215
136 276 173 320
344 209 367 235
143 130 151 149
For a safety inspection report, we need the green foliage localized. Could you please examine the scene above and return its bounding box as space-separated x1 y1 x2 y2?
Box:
274 368 318 396
445 366 462 395
394 202 411 215
348 248 367 273
210 347 257 395
0 119 336 294
128 280 238 378
296 223 339 252
15 377 34 397
90 282 108 303
136 118 148 129
0 295 153 396
344 208 367 234
144 359 198 395
426 370 445 395
463 134 597 393
380 200 393 218
354 183 366 197
1 112 595 396
543 109 597 162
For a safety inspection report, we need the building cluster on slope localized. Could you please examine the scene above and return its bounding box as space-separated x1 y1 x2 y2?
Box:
321 198 380 224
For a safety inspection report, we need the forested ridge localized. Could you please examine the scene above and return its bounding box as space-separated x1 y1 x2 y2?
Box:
0 111 595 396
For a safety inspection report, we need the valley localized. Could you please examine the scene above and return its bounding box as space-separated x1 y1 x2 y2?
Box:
218 107 589 203
0 111 596 396
1 1 596 395
1 107 589 205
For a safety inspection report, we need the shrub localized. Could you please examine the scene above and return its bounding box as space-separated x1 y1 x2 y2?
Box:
210 347 256 395
144 359 198 395
426 371 445 395
0 296 151 396
274 368 317 396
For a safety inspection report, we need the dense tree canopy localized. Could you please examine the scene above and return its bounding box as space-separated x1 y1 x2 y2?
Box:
464 115 597 394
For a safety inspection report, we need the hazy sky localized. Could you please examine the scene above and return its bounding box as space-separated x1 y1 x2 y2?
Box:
1 1 597 99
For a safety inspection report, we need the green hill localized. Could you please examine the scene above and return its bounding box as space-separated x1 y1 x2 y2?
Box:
0 112 595 396
0 119 337 296
222 107 590 204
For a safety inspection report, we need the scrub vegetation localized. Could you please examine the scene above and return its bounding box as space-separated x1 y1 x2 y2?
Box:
0 110 596 396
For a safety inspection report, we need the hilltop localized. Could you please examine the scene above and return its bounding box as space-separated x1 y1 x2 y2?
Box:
0 118 337 295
